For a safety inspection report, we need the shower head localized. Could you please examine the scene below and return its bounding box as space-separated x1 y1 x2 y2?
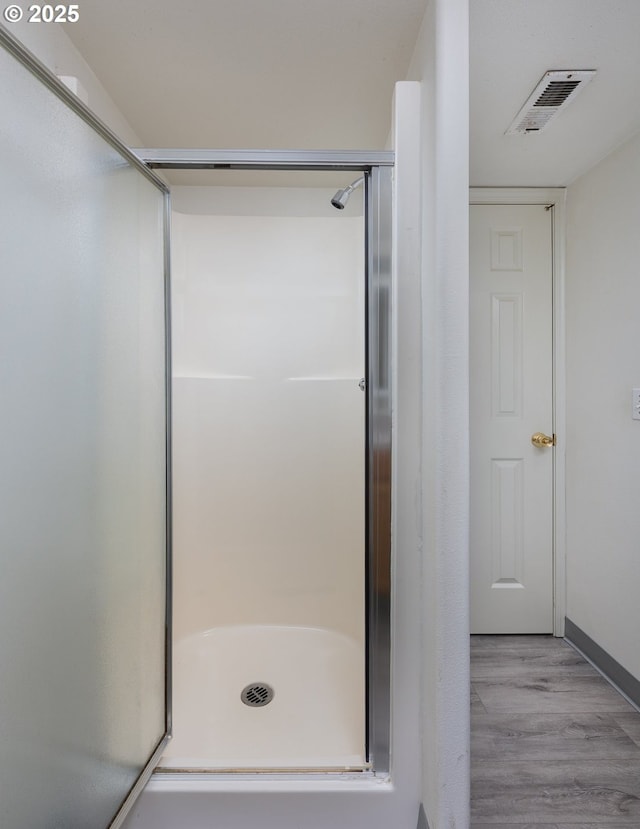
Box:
331 176 364 210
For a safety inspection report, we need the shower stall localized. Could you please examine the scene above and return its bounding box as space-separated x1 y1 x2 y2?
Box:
1 20 396 826
143 156 393 774
161 175 365 770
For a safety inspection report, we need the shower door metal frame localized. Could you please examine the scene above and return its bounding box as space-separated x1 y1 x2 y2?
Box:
364 165 392 776
136 148 394 777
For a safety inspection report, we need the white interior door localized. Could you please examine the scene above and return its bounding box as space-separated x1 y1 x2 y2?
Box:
470 203 553 633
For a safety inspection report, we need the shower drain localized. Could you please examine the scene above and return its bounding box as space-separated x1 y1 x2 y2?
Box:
241 683 274 708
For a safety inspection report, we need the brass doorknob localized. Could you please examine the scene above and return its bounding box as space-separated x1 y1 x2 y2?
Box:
531 432 555 448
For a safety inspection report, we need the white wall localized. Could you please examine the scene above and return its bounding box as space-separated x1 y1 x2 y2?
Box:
7 18 141 145
406 0 470 827
565 131 640 680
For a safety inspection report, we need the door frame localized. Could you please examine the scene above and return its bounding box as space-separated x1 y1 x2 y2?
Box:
469 187 567 636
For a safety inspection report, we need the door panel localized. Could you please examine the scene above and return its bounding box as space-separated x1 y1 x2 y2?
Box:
470 204 553 633
0 28 170 828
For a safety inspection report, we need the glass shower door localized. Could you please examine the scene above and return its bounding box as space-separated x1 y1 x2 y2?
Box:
0 26 170 829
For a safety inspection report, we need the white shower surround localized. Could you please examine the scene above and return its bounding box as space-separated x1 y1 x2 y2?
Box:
162 182 367 773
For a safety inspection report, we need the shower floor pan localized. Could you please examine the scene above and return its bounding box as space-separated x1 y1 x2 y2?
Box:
158 624 366 771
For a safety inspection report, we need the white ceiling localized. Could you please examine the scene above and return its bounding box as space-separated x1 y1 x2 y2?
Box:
63 1 640 189
470 0 640 186
63 0 426 153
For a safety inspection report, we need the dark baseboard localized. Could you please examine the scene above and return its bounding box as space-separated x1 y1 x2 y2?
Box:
416 803 430 829
565 617 640 710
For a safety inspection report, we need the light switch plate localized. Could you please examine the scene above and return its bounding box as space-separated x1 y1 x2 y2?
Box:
633 388 640 421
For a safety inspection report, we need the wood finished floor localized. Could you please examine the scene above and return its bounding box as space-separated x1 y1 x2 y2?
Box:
471 635 640 828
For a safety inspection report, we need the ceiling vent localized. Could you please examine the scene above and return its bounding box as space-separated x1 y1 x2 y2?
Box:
506 70 596 135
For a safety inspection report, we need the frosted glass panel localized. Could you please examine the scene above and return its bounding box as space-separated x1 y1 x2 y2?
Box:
0 41 168 828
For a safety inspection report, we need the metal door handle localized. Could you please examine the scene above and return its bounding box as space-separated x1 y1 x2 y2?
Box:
531 432 555 448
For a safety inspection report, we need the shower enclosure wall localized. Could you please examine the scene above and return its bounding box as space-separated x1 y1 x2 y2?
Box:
160 178 368 770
